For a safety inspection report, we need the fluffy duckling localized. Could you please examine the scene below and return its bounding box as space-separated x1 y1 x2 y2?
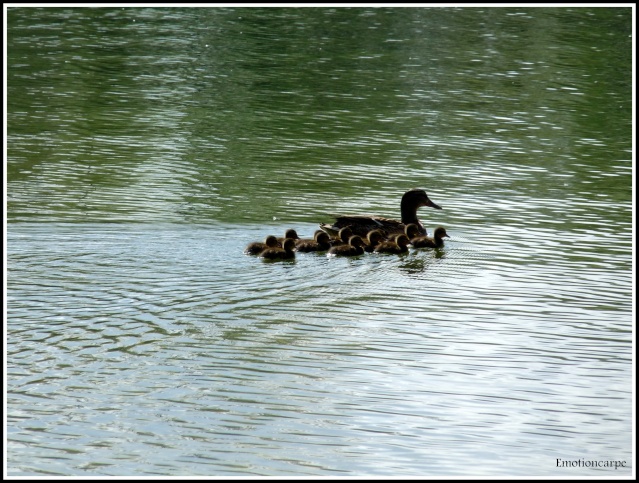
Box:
327 235 365 257
260 238 296 260
295 229 322 243
295 231 331 252
410 227 449 248
329 227 353 247
245 235 279 255
374 234 410 254
276 229 300 245
405 223 424 240
363 229 385 253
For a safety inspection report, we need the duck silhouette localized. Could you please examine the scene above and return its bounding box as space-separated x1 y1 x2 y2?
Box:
320 189 441 238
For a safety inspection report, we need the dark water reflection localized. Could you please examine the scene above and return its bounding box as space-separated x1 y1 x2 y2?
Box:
6 6 633 477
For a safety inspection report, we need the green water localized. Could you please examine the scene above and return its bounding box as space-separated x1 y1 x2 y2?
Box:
7 7 631 224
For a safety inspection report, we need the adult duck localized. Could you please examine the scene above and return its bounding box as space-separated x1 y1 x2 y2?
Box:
319 188 441 238
374 234 410 254
260 238 296 260
327 235 365 257
244 235 279 255
410 226 449 249
295 231 331 252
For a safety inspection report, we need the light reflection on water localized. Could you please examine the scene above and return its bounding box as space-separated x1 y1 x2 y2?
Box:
7 220 632 476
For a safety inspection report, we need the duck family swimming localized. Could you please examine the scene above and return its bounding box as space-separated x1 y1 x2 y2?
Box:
319 188 441 238
244 189 448 260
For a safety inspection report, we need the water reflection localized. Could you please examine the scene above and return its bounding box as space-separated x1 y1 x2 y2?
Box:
397 249 448 276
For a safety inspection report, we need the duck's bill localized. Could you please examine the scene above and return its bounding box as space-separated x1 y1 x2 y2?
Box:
426 198 442 210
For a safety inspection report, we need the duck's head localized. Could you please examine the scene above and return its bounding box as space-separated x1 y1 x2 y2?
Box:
366 229 384 245
395 234 410 248
403 189 442 210
316 231 331 244
404 223 421 239
265 235 279 247
338 226 353 242
285 229 300 239
434 227 449 239
348 235 365 247
282 238 296 251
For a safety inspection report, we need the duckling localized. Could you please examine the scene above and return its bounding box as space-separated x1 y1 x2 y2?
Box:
363 229 385 253
374 234 410 254
276 229 300 245
244 235 279 255
327 235 365 257
295 231 331 252
410 227 449 248
329 227 353 247
404 223 424 240
295 230 323 246
260 238 296 260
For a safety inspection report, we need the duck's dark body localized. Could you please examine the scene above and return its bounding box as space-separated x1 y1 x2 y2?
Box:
320 189 441 238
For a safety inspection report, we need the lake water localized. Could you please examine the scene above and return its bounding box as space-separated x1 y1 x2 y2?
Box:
6 6 634 477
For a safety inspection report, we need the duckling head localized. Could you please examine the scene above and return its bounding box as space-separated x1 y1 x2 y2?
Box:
404 223 421 238
395 234 410 248
284 229 300 239
338 227 353 242
316 231 330 244
282 238 296 251
348 235 365 247
265 235 279 247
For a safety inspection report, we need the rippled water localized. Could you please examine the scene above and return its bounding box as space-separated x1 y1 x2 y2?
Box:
6 6 634 477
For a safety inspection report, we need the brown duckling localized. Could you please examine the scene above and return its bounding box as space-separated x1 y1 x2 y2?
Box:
276 229 300 245
295 231 331 252
295 229 323 244
404 223 424 240
363 229 385 253
327 235 365 257
245 235 279 255
410 227 449 248
329 227 353 247
319 189 441 238
260 238 296 260
374 234 410 254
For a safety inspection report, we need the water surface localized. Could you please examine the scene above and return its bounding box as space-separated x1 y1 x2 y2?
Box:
6 6 633 477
